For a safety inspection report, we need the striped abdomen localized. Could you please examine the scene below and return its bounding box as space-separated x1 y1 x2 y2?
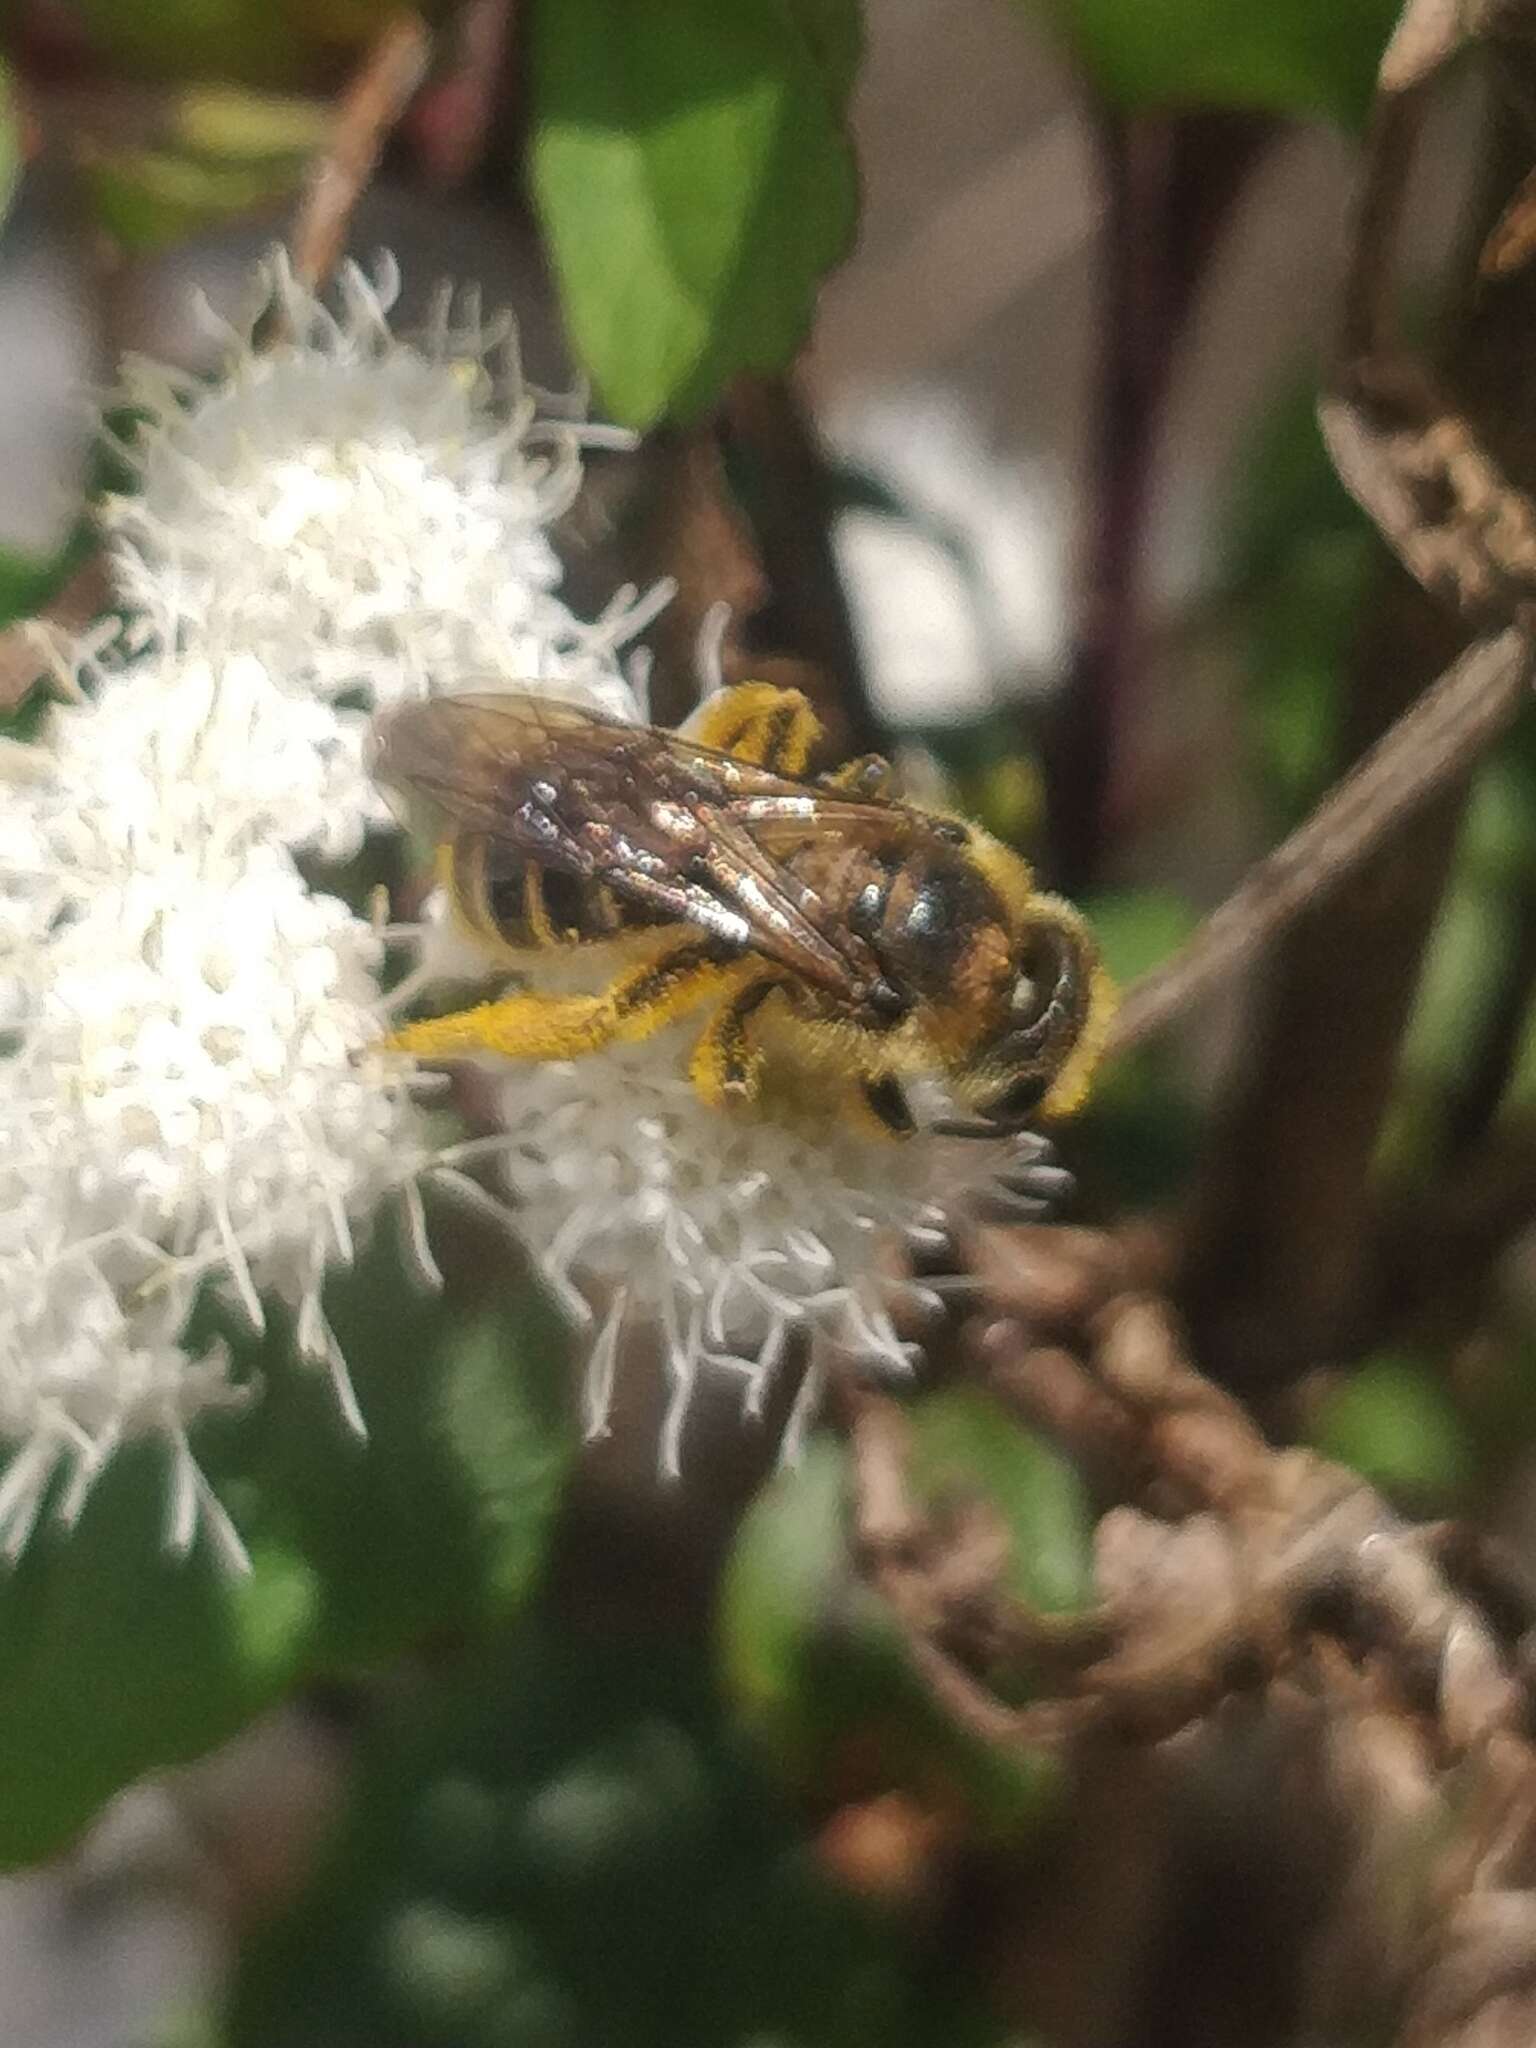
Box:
451 831 668 954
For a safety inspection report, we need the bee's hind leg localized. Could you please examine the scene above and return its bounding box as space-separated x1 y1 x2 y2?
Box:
688 972 789 1108
686 682 824 774
387 941 753 1063
819 753 899 799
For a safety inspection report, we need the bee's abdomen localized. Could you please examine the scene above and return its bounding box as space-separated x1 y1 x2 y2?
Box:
454 833 649 952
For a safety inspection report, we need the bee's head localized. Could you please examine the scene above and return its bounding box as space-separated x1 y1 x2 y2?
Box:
940 911 1113 1137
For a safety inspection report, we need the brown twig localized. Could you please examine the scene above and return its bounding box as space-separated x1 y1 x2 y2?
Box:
1104 626 1532 1057
890 1243 1530 1758
1106 5 1536 1065
1379 0 1493 94
841 1209 1536 2044
288 12 431 294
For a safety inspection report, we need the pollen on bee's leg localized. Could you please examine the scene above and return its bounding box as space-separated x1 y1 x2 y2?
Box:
685 681 822 773
687 974 779 1108
384 1004 507 1057
383 990 615 1061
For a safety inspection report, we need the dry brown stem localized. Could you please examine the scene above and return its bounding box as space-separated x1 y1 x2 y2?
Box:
288 12 431 294
842 1215 1536 2044
1105 626 1531 1057
1106 2 1536 1066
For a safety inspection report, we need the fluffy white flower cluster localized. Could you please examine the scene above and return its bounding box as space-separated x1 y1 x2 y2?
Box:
0 253 642 1560
1 248 1062 1558
492 1025 1047 1475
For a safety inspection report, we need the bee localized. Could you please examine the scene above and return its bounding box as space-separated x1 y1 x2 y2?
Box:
374 681 1115 1139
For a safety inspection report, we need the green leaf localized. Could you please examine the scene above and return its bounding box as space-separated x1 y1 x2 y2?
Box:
1396 880 1514 1101
1226 380 1379 824
173 86 332 161
437 1295 578 1617
226 1623 1015 2048
63 0 412 91
224 1242 577 1663
787 0 864 105
0 539 85 634
0 527 106 741
1022 0 1398 126
0 1235 575 1868
1083 886 1199 986
906 1389 1095 1622
530 0 861 426
721 1430 1065 1840
79 144 305 254
0 1449 320 1866
0 59 20 233
1312 1352 1475 1512
1073 891 1204 1209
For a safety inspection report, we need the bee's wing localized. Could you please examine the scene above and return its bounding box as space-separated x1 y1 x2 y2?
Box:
372 693 886 997
372 693 615 841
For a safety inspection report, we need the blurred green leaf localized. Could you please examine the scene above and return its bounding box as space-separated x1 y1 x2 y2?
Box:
1458 731 1536 889
906 1389 1095 1622
1084 886 1199 986
1379 703 1536 1168
721 1429 1065 1841
62 0 413 91
530 0 860 426
0 526 104 741
173 86 331 160
1021 0 1397 125
80 144 303 254
222 1242 576 1663
1312 1352 1475 1512
1226 384 1379 824
721 1435 896 1782
788 0 864 106
0 59 20 232
1379 870 1518 1196
0 1237 574 1867
0 538 86 633
225 1624 1012 2046
1069 890 1204 1207
0 1449 320 1866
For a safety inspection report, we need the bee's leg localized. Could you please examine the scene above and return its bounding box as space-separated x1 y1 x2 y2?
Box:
819 753 898 799
1024 893 1119 1118
685 682 823 774
688 974 789 1108
386 941 749 1062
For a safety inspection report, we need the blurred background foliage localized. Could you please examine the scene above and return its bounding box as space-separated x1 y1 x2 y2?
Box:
2 0 1535 2044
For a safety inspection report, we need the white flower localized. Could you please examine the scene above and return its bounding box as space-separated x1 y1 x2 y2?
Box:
462 1017 1064 1477
10 648 379 870
0 249 668 1556
0 811 427 1556
0 240 1074 1553
101 250 645 725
